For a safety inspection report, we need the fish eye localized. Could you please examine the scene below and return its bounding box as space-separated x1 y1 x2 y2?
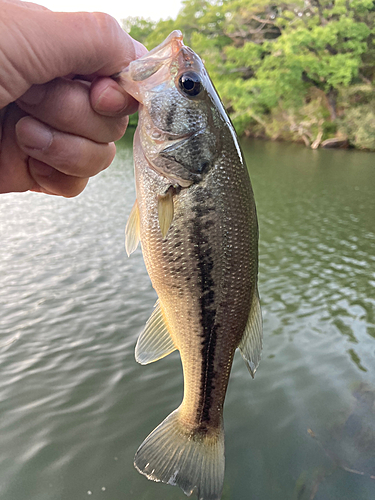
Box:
179 72 203 97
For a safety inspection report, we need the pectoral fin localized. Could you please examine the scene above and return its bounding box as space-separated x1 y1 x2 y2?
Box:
239 288 263 378
158 188 174 238
125 199 141 257
135 300 177 365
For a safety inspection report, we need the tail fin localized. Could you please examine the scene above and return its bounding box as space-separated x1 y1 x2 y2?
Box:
134 408 225 500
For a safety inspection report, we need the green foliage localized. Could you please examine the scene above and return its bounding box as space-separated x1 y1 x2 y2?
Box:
122 0 375 149
127 111 138 129
340 103 375 150
123 17 156 45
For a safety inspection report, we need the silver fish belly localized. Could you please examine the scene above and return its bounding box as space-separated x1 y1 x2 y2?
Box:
120 31 262 500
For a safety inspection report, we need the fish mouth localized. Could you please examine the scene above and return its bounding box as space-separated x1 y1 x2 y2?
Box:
118 31 184 89
116 31 204 105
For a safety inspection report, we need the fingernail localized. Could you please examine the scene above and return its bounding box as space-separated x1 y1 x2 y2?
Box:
94 86 127 113
18 84 46 106
17 117 53 151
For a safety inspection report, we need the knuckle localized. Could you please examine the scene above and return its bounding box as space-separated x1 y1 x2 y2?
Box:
40 127 116 178
62 179 88 198
59 85 90 131
45 134 83 172
92 12 117 30
91 12 123 48
111 116 129 142
103 143 116 168
89 142 116 173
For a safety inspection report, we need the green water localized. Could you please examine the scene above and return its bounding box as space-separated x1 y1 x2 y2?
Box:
0 135 374 500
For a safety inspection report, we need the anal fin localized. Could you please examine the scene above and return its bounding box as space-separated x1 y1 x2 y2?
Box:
135 300 177 365
125 199 140 256
239 287 263 378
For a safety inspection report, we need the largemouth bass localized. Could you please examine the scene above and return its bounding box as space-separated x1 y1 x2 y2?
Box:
120 31 262 500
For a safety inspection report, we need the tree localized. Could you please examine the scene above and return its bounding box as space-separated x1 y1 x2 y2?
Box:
122 0 375 148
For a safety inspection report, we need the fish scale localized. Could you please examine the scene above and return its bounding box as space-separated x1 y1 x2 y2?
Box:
120 31 262 500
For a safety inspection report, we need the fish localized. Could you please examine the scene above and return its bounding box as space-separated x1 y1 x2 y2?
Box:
119 30 262 500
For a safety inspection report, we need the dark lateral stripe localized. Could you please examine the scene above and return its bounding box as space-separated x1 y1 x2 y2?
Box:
191 189 218 429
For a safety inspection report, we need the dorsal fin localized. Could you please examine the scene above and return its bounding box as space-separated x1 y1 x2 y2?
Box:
238 288 263 378
125 199 141 256
135 301 177 365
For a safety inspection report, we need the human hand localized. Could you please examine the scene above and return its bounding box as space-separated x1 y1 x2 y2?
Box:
0 0 146 197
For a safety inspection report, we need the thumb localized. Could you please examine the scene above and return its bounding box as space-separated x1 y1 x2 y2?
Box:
0 2 144 107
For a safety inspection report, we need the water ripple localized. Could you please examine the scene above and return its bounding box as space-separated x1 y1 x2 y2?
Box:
0 137 374 500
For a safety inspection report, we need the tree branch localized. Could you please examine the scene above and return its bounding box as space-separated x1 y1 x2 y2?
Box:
251 14 276 25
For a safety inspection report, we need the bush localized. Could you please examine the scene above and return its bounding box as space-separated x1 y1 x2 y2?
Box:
339 104 375 150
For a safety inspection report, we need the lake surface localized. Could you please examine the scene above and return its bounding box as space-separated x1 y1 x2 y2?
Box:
1 134 374 500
